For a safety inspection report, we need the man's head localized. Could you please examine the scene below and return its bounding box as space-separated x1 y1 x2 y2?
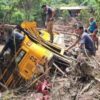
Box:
41 5 47 11
93 29 98 34
74 23 84 35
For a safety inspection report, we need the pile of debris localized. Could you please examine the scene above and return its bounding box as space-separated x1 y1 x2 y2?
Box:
0 21 100 100
0 33 100 100
0 56 100 100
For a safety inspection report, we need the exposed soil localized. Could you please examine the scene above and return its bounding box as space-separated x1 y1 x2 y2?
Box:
0 19 100 100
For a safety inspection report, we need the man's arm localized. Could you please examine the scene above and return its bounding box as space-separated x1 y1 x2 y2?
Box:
80 43 85 50
65 38 80 51
48 8 55 21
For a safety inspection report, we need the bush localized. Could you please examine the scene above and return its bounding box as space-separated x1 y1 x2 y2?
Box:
10 10 25 24
78 9 93 24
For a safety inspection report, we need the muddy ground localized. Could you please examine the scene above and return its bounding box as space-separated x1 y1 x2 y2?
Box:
0 19 100 100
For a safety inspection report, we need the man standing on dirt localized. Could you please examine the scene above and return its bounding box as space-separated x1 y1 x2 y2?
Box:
65 23 95 56
42 5 55 43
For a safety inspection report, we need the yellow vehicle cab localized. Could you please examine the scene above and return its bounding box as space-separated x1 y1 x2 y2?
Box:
17 36 53 80
0 21 69 90
0 31 53 89
39 30 50 41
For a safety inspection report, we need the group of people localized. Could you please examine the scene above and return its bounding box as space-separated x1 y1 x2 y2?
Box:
65 17 98 56
41 4 99 57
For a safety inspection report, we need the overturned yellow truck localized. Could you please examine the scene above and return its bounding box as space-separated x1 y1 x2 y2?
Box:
0 21 70 91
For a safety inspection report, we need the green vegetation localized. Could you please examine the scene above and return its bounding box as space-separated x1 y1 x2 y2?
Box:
0 0 100 26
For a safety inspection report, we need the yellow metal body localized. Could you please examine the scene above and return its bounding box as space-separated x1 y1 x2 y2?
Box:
39 30 50 41
17 36 53 80
21 21 63 52
18 21 65 80
0 21 67 89
21 21 51 42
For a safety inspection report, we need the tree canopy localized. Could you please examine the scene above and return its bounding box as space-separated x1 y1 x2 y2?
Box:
0 0 100 25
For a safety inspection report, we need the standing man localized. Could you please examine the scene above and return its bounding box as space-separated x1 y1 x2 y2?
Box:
65 23 95 56
42 5 55 43
88 17 97 33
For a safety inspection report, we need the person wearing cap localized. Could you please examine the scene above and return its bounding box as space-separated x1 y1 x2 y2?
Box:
41 5 55 43
65 23 95 56
88 17 97 33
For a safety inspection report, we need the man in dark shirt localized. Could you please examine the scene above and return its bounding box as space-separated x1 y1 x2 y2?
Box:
65 23 95 56
42 5 55 43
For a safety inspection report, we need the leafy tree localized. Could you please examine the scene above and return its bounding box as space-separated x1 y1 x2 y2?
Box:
0 0 99 26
